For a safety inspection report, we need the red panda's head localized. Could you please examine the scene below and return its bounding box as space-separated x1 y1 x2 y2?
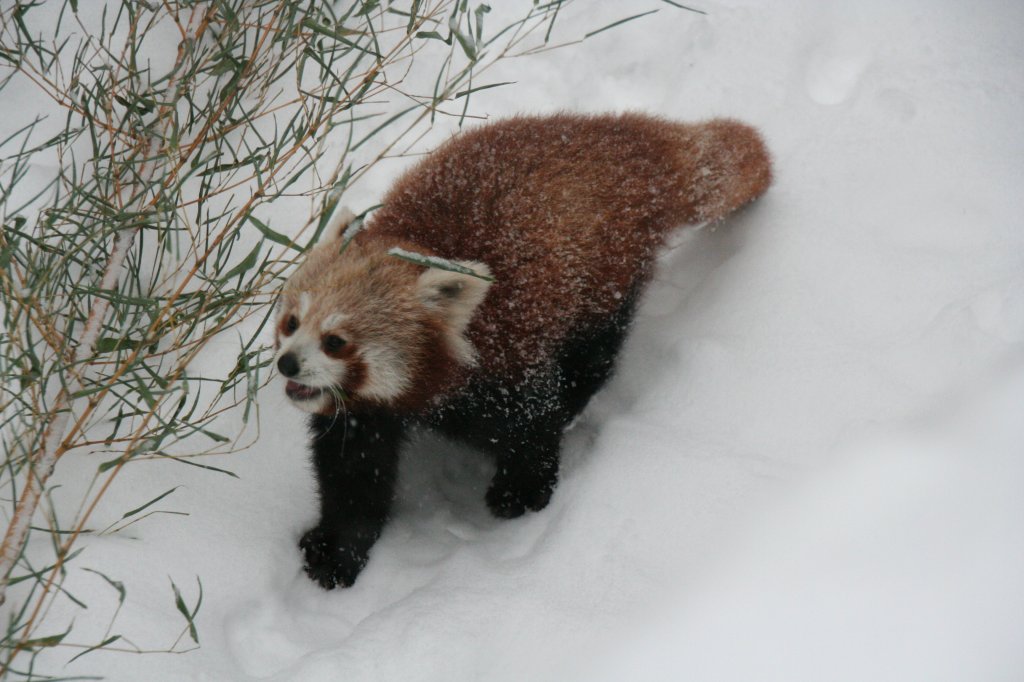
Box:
274 222 491 415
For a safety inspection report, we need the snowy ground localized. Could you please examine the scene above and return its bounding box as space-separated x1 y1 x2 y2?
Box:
8 0 1024 679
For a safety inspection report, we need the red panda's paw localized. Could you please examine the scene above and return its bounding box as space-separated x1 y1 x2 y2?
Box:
485 471 556 519
299 525 370 590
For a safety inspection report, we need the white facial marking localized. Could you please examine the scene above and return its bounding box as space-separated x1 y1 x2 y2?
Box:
298 292 311 318
321 312 350 331
276 327 346 391
358 343 410 401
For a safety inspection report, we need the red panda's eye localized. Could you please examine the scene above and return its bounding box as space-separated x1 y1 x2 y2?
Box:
322 334 346 353
284 315 299 335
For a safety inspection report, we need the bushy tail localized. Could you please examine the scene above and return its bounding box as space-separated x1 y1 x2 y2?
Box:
679 119 773 224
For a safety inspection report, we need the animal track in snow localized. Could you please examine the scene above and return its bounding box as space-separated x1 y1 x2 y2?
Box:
874 87 918 122
804 41 870 105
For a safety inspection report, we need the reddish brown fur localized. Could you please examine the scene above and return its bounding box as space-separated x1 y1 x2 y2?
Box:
278 238 470 412
276 316 296 342
358 112 772 386
280 114 770 587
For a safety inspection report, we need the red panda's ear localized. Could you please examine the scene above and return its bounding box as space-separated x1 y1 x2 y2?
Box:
416 261 492 365
320 206 357 244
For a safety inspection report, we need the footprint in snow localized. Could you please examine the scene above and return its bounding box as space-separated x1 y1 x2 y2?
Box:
804 41 870 106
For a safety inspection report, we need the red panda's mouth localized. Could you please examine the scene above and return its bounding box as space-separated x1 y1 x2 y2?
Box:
285 380 324 401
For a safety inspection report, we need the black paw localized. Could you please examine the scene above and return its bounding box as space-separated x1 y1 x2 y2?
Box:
485 475 555 519
299 526 369 590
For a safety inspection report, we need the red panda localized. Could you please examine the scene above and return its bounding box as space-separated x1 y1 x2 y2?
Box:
275 113 772 588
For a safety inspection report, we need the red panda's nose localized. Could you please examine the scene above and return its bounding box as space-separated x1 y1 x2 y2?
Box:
277 352 300 378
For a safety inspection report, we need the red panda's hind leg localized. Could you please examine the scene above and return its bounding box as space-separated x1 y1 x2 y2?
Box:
429 376 565 519
485 428 562 519
432 288 642 519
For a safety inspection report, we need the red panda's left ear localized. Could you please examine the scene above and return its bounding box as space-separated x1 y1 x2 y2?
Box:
416 261 492 365
320 206 357 244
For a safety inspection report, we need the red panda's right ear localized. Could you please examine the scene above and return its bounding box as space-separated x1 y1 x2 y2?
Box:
320 206 357 244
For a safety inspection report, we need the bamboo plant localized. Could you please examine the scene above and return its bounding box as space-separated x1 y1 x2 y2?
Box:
0 0 693 676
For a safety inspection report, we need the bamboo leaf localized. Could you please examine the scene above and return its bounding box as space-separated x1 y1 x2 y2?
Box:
218 243 261 283
81 568 126 605
6 548 86 587
585 9 660 39
388 247 494 282
199 429 230 443
68 635 122 664
121 487 180 520
21 622 73 650
94 337 148 354
300 17 380 57
170 577 202 644
158 454 239 479
351 105 417 151
415 30 448 42
658 0 707 14
247 214 301 252
454 81 515 99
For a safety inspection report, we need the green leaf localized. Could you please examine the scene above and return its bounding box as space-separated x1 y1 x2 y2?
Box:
407 0 421 33
6 548 85 587
170 577 203 644
218 243 261 283
355 0 381 17
68 635 122 664
21 622 73 650
300 17 380 58
197 154 265 176
212 0 240 29
415 30 448 42
247 214 301 252
159 454 239 479
351 105 417 151
451 29 477 61
94 337 148 354
474 4 491 40
98 456 125 473
658 0 707 14
120 487 180 520
81 568 126 605
585 9 659 39
454 81 515 99
199 428 230 443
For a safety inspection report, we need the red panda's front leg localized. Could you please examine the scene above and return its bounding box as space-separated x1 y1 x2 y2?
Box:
301 412 405 589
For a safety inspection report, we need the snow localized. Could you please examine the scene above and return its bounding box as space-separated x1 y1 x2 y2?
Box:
5 0 1024 679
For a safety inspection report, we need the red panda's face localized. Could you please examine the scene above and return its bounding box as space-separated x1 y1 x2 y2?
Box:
274 238 491 415
273 290 372 415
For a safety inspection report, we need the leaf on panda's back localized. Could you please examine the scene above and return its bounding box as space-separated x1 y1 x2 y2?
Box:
387 247 494 282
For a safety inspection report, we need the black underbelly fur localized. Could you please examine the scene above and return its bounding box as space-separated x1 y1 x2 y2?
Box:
300 286 641 589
